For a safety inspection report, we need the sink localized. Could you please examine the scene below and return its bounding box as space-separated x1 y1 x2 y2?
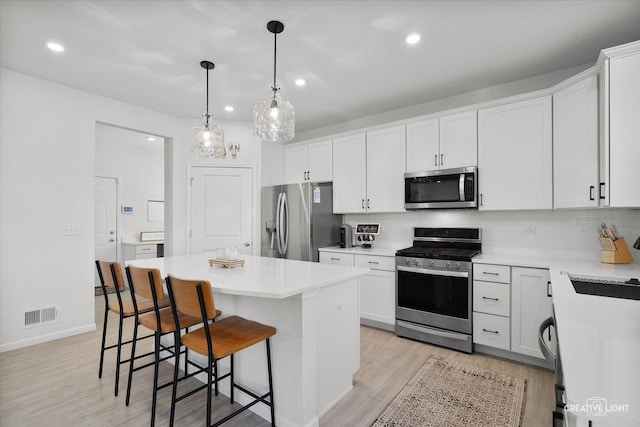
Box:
569 275 640 301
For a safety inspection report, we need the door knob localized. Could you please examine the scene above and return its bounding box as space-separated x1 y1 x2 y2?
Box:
109 231 115 235
109 238 115 242
244 242 251 246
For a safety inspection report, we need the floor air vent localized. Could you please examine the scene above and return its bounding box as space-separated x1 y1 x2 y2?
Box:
24 306 58 327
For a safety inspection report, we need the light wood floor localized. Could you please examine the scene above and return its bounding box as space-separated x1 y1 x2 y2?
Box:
0 295 554 426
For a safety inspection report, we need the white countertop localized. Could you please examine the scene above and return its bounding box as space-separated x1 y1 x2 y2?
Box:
319 245 399 257
475 254 640 426
126 253 369 299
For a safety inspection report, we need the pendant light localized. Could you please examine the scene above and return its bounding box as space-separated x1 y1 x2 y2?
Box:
191 60 226 158
253 20 295 142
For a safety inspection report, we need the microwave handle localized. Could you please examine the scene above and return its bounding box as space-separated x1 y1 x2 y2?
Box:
459 173 465 201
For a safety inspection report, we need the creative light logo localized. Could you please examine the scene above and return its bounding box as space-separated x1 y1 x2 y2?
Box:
565 397 630 417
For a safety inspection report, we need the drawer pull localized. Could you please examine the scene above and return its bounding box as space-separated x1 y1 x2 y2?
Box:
368 261 379 264
482 271 499 276
482 296 499 301
330 257 341 261
482 328 499 334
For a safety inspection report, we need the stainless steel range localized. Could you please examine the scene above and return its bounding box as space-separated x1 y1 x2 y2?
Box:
395 227 481 353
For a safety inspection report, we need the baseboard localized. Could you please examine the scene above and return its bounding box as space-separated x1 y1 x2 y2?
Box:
360 318 395 332
0 323 96 353
474 343 554 370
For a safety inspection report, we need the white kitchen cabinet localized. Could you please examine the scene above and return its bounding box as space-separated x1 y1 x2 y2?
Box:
122 242 162 261
333 126 405 213
284 139 332 184
607 51 640 207
472 263 511 351
365 125 406 213
319 250 395 328
406 110 477 173
477 96 553 210
553 74 599 208
511 267 553 359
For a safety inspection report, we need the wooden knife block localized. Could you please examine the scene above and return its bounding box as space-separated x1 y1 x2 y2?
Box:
601 237 634 264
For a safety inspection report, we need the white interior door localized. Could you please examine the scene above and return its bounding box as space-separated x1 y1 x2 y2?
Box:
190 166 254 256
94 177 118 286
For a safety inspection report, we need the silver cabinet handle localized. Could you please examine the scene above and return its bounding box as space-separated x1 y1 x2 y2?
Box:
367 198 370 209
440 153 444 166
482 271 499 276
435 154 438 166
482 296 499 301
482 328 499 334
368 261 379 264
362 199 365 209
330 257 341 261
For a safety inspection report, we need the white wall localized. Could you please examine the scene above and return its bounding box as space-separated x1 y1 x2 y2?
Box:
0 68 259 351
345 209 640 264
95 124 165 245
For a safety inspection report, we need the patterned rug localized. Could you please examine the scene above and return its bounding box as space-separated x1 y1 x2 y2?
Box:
372 357 527 427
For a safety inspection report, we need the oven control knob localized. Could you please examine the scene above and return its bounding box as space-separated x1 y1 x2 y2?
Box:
455 262 461 270
445 261 450 268
429 260 435 267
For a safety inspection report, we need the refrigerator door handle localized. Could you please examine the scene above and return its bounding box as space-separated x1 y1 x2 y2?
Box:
282 192 289 255
275 192 283 255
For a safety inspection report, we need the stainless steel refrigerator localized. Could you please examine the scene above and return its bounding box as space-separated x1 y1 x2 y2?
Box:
261 182 341 262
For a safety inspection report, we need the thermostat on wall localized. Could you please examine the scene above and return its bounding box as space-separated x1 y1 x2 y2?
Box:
121 205 134 214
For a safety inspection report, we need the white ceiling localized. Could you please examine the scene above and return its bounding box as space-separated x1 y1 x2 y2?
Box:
2 0 640 134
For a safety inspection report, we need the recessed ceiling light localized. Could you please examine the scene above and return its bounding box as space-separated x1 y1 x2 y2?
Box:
146 136 156 142
224 105 234 112
405 33 421 45
46 41 65 52
295 79 306 87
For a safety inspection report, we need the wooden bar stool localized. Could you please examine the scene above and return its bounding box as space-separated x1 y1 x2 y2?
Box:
125 266 221 426
165 274 277 427
95 260 170 396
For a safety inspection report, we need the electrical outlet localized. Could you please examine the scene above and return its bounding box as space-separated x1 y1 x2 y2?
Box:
62 224 81 236
522 226 536 236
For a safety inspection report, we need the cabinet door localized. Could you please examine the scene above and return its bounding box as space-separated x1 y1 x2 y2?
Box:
284 144 308 184
553 75 599 208
366 125 406 213
359 269 396 325
439 110 477 169
609 53 640 207
511 267 552 359
307 140 332 183
333 133 367 213
406 118 439 172
478 96 552 210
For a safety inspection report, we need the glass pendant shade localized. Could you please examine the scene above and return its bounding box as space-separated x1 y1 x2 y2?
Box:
253 92 295 142
191 113 225 158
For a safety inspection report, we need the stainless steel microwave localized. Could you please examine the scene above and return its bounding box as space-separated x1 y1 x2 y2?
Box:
404 166 478 209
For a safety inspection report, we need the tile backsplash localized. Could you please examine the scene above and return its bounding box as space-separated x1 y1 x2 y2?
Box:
345 208 640 264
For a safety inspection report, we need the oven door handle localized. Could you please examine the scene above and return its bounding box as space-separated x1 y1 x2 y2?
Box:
397 265 469 278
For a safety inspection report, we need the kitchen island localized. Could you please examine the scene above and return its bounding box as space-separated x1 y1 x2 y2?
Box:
127 253 369 427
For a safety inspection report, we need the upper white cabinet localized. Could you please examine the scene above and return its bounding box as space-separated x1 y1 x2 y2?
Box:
406 110 477 173
553 74 599 208
606 50 640 207
333 126 406 213
478 96 553 210
284 139 332 184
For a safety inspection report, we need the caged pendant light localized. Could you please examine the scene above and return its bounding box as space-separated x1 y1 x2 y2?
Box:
191 60 226 158
253 20 295 142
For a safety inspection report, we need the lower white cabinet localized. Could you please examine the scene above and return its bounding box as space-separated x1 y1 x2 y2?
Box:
320 250 395 327
473 312 510 350
511 267 553 358
123 242 161 261
473 263 511 351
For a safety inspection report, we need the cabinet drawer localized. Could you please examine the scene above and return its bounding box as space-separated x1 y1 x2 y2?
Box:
473 312 510 350
136 244 157 255
473 263 510 284
319 252 354 266
354 254 395 271
473 281 510 316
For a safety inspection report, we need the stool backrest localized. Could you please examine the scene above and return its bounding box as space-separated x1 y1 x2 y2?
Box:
96 260 125 291
127 265 165 301
166 275 216 320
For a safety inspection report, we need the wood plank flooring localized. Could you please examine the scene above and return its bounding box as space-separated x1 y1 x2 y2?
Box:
0 295 554 426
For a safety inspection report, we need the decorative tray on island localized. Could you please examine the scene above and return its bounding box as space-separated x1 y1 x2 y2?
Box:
208 259 245 268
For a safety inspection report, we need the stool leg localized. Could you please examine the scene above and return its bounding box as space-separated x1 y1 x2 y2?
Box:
266 338 276 426
125 319 139 406
229 355 234 404
98 307 109 379
169 331 180 427
214 360 219 397
114 313 125 396
206 355 213 427
150 331 161 427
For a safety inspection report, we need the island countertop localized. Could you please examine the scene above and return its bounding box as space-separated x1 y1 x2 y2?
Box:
126 253 369 299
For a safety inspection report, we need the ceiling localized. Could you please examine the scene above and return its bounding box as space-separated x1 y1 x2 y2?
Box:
2 1 640 135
